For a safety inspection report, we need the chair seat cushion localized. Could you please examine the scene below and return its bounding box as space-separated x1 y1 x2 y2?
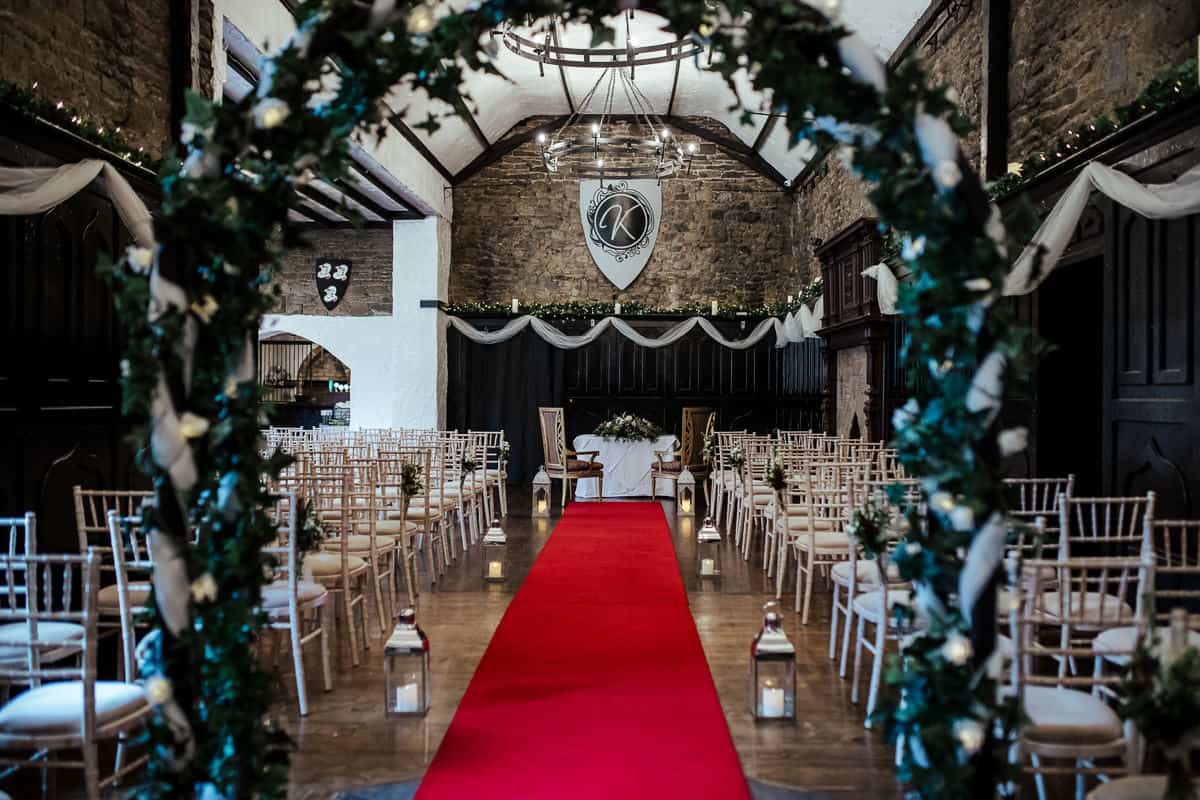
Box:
566 459 604 471
325 534 398 553
304 552 367 577
98 583 150 612
653 461 684 473
831 560 901 586
262 580 326 608
780 516 837 532
852 589 912 622
404 506 442 520
1092 625 1200 665
374 520 418 535
0 681 148 736
1037 591 1134 625
0 622 86 664
1087 776 1169 800
792 531 849 550
1020 685 1123 745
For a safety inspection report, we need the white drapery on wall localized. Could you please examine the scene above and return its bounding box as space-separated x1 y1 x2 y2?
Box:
447 313 796 350
0 160 155 246
861 161 1200 310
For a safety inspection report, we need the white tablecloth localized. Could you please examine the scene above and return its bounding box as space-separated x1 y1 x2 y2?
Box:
573 434 678 499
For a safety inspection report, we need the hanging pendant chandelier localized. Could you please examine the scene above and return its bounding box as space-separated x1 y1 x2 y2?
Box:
495 10 700 180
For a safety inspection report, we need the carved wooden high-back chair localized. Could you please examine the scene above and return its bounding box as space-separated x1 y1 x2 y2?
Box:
537 406 603 509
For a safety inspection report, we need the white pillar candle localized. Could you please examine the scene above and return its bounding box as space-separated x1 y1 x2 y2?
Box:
511 298 519 314
700 558 716 576
614 301 622 315
711 300 719 315
760 686 786 718
787 294 794 304
395 682 420 712
487 561 504 579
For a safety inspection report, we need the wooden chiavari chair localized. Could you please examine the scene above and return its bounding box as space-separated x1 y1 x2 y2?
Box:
305 465 370 667
0 551 149 800
376 447 431 607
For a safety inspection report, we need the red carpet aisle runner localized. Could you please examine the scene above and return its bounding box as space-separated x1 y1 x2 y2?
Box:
416 502 750 799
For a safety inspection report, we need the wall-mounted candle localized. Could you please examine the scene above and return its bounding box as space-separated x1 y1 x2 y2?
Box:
700 558 716 576
614 301 622 315
511 298 519 314
711 300 719 315
760 684 785 718
395 682 420 713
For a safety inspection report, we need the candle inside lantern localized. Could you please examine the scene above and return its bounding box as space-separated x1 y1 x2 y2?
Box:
711 300 719 315
395 682 420 713
700 558 716 576
487 561 504 579
537 496 548 513
760 683 785 718
511 298 520 314
681 496 692 513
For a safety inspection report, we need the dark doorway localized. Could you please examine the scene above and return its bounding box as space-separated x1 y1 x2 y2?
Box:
1036 257 1104 494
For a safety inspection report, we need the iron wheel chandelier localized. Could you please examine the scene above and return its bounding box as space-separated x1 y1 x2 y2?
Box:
495 11 700 180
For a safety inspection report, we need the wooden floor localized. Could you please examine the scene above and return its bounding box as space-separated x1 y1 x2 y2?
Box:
281 489 897 799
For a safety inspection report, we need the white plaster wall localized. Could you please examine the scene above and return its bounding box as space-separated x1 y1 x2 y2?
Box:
262 218 446 430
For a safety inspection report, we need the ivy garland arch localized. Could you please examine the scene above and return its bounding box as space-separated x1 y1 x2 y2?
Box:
110 1 1036 797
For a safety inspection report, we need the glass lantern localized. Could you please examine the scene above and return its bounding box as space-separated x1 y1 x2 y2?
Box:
697 516 721 578
384 607 431 717
482 518 507 582
532 466 551 518
750 601 796 721
676 466 696 517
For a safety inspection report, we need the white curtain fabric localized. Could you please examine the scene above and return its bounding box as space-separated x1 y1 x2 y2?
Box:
447 313 793 350
861 161 1200 310
0 160 155 246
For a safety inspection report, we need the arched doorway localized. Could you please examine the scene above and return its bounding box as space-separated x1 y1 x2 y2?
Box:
259 332 351 427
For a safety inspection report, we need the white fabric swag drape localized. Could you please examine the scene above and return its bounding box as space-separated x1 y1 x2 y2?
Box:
862 160 1200 312
0 159 155 246
447 313 798 350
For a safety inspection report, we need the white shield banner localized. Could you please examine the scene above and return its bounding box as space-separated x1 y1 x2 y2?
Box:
579 179 662 290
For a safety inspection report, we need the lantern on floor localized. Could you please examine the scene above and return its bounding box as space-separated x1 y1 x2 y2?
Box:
697 515 721 578
750 601 796 721
532 467 551 518
482 518 507 582
676 466 696 517
384 607 431 717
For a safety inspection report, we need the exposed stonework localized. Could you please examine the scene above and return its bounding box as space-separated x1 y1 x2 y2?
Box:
1008 0 1200 161
836 346 869 438
275 228 393 316
0 0 174 153
450 117 799 306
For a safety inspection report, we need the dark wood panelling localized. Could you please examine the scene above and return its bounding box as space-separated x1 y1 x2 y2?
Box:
0 125 150 548
447 318 824 481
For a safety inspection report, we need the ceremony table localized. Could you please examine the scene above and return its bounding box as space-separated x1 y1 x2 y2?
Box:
573 434 678 499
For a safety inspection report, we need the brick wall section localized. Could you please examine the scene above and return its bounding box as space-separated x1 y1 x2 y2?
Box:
1007 0 1200 161
275 228 393 316
450 117 799 306
0 0 174 153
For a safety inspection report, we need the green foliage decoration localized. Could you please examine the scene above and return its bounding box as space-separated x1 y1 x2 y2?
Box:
94 0 1052 796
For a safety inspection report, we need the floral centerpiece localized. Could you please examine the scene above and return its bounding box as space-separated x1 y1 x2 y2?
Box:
593 413 663 442
1118 610 1200 800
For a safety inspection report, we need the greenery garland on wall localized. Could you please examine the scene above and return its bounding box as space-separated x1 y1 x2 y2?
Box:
102 0 1043 798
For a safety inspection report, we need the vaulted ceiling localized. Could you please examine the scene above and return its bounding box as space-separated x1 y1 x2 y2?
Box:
392 1 931 184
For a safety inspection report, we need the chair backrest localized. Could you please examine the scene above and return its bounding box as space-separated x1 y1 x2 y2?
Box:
105 511 151 680
0 551 98 699
1004 475 1075 517
538 407 567 471
679 407 715 468
0 513 36 559
1058 492 1155 559
1147 519 1200 623
73 487 153 560
264 491 301 622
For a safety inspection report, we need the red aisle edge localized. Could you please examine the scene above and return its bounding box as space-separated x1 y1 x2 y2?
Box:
415 501 751 799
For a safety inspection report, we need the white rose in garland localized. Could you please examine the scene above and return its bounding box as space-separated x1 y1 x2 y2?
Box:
252 98 291 129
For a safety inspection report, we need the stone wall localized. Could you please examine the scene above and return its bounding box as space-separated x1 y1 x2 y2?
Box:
275 228 394 316
1007 0 1200 161
450 117 799 306
0 0 174 153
